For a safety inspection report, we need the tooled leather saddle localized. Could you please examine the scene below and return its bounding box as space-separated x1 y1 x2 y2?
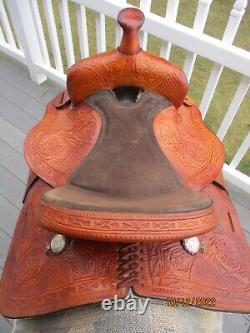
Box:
1 8 250 318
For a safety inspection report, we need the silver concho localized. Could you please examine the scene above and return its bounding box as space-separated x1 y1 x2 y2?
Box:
47 234 67 255
183 237 201 255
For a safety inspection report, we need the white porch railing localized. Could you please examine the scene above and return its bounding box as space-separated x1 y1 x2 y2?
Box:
0 0 249 193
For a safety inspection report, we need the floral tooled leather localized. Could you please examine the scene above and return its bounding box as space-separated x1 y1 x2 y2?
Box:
153 97 225 189
67 49 188 108
2 7 249 320
67 7 187 107
1 180 250 317
24 93 223 191
38 90 217 243
0 179 125 318
24 91 101 187
134 182 250 312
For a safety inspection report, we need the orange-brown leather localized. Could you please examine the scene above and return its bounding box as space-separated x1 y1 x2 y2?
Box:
135 182 250 312
24 92 224 190
1 179 250 318
67 49 188 108
154 96 225 189
118 8 145 56
1 7 249 319
24 94 101 187
67 7 187 109
0 179 123 318
66 9 187 108
38 90 216 243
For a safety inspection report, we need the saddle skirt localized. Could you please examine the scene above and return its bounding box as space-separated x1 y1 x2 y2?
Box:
0 7 250 318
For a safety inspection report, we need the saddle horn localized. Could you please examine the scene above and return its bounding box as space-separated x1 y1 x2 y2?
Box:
118 7 144 55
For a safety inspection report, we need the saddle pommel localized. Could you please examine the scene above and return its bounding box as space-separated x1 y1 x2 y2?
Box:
118 8 144 55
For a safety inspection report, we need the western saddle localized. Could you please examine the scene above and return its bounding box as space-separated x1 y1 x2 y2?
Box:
0 8 250 318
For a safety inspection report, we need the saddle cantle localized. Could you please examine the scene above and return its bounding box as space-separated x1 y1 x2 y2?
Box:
1 7 250 319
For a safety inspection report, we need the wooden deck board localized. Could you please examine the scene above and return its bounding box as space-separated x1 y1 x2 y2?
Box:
0 195 19 237
0 61 56 101
0 165 25 209
0 231 11 269
0 97 38 134
0 139 28 182
0 316 13 332
0 117 25 154
234 202 250 234
0 58 61 102
0 79 45 121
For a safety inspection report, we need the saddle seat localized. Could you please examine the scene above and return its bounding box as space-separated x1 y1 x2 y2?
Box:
40 89 215 242
28 8 224 242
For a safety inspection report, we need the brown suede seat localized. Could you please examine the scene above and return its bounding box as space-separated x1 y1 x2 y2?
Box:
40 90 216 242
42 184 212 214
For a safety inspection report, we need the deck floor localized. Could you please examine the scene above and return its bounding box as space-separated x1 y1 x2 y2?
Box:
0 53 249 333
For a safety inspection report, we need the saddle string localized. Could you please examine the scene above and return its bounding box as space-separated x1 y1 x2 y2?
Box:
117 243 141 288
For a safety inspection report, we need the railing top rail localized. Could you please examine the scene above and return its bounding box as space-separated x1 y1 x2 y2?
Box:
72 0 250 77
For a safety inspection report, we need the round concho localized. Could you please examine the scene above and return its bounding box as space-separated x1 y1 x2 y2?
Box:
183 237 201 255
48 234 68 255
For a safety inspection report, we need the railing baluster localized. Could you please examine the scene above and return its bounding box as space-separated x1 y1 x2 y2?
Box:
139 0 152 50
230 132 250 169
183 0 213 81
5 0 47 83
200 62 223 114
96 12 106 52
115 0 127 47
42 0 63 72
200 0 248 117
76 4 89 58
0 24 4 42
160 0 179 59
0 0 16 46
217 76 250 141
29 0 50 66
59 0 75 67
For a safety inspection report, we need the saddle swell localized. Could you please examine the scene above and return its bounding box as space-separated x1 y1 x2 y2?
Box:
1 7 250 319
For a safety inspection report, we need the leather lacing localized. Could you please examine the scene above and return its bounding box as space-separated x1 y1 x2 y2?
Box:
117 243 141 288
